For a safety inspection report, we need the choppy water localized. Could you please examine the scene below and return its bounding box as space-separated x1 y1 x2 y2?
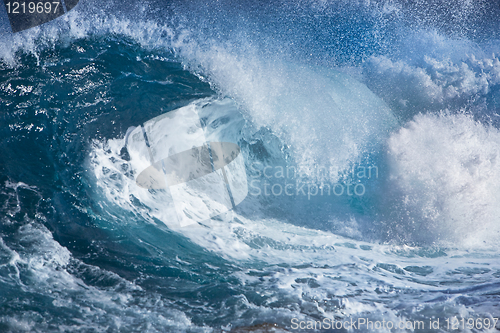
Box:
1 0 500 332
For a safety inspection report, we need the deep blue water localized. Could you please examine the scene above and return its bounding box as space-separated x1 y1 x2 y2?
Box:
1 0 500 332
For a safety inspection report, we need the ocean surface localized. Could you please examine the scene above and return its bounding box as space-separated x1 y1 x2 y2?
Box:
1 0 500 332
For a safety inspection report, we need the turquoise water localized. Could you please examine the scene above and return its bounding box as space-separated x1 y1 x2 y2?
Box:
1 0 500 331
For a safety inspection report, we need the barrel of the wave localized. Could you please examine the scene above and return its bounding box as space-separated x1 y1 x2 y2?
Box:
127 104 248 227
1 0 79 33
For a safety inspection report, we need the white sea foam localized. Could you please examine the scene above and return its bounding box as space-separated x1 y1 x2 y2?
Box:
0 222 198 332
362 28 500 121
381 113 500 247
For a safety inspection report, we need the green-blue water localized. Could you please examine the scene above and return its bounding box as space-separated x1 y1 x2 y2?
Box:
1 0 500 331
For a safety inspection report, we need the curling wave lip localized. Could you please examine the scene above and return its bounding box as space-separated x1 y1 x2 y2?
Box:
127 101 248 227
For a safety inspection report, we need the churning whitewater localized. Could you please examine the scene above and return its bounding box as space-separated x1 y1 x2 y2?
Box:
0 0 499 332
